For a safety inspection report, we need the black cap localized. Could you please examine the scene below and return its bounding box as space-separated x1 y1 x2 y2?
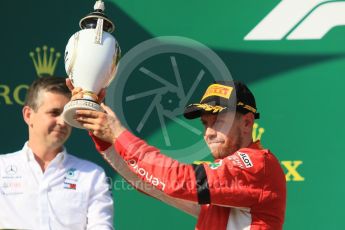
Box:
183 81 260 119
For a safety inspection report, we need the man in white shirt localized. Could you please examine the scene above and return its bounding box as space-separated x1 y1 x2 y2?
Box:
0 76 113 230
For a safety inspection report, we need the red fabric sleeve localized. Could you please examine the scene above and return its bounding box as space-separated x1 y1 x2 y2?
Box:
93 130 269 208
114 131 199 202
89 132 112 151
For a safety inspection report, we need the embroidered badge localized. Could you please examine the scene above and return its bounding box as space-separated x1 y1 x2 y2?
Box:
209 160 223 170
63 168 79 190
237 152 254 168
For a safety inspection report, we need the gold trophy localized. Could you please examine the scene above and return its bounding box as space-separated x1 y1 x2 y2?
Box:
62 0 121 129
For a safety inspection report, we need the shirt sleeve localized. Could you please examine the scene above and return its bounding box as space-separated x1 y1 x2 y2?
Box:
86 167 114 230
92 130 266 208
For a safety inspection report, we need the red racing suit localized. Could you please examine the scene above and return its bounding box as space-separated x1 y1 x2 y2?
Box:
92 130 286 230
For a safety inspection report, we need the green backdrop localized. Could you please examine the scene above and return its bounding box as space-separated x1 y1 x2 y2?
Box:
1 0 345 229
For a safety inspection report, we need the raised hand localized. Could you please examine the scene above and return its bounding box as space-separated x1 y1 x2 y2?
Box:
65 78 106 103
75 103 126 143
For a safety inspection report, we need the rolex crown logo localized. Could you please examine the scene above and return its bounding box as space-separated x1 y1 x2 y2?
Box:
252 123 265 141
29 45 61 77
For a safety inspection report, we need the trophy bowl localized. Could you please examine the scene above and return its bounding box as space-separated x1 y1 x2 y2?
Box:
62 0 121 129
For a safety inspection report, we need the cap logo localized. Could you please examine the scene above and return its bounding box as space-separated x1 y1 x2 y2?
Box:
237 101 257 113
194 104 226 113
200 84 233 102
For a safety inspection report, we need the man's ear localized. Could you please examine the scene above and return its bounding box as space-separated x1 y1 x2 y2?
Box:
242 113 255 134
22 106 33 127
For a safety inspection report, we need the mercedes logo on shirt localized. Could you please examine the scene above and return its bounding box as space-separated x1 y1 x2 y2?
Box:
5 165 18 176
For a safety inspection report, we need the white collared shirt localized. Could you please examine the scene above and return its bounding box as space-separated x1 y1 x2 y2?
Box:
0 143 114 230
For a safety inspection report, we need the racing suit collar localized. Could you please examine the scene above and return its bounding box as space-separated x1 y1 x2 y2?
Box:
249 140 263 150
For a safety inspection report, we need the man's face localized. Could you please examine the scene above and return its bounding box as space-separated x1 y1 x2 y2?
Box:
25 91 72 150
201 112 243 159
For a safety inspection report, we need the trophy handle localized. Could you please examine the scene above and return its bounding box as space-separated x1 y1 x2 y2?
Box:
104 42 121 88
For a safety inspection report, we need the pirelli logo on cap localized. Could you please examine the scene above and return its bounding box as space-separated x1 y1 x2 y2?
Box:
237 152 253 168
201 84 233 102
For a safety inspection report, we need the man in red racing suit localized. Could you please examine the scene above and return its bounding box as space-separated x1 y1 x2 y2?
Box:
72 80 286 230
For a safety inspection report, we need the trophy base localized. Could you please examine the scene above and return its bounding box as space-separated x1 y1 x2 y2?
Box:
62 99 104 129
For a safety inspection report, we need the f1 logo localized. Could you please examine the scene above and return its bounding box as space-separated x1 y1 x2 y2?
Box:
245 0 345 40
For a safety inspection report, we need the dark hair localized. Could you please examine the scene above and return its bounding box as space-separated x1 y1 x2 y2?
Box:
24 76 71 111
